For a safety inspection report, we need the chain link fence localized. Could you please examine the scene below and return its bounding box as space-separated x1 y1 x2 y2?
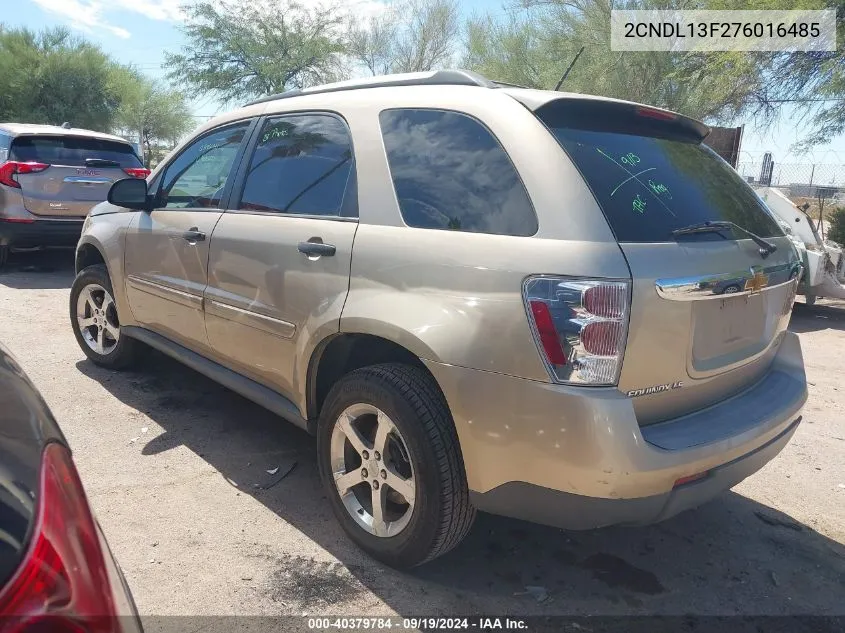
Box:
736 161 845 202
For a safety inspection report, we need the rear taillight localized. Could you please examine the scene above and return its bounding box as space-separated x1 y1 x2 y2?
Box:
0 161 50 188
122 168 150 179
524 277 630 386
0 443 121 633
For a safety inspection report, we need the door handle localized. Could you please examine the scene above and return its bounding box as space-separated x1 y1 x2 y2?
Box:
182 228 206 243
298 241 336 257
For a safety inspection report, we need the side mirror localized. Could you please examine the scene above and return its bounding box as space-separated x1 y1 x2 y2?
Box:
108 178 150 211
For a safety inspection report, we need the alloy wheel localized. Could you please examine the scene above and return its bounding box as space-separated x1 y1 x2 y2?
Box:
76 283 120 355
329 404 416 538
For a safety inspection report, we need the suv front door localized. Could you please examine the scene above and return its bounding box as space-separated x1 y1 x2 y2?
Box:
204 113 358 403
123 120 254 353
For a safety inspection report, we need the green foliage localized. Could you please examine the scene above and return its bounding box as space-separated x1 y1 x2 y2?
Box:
110 66 194 164
165 0 349 104
0 26 122 130
828 207 845 246
463 0 845 137
0 24 190 151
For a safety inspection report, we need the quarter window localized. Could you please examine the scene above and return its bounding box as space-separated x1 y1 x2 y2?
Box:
238 115 356 217
379 109 537 236
0 133 10 162
159 122 250 209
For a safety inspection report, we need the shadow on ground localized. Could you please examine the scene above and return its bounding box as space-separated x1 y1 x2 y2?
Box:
0 249 75 289
76 349 845 617
789 299 845 334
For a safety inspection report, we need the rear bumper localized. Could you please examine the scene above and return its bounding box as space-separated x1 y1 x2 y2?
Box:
424 331 807 530
0 218 84 248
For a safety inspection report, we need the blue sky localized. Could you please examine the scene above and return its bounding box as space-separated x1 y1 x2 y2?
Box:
10 0 845 163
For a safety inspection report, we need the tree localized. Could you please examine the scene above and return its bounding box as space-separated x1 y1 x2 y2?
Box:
110 68 194 166
828 206 845 246
693 0 844 147
465 0 843 141
0 26 122 130
165 0 349 104
348 0 461 75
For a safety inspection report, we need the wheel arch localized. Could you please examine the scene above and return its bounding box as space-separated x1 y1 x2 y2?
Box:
305 329 444 425
75 239 108 275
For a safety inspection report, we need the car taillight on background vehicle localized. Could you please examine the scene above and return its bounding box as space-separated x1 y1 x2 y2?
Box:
0 162 50 188
524 277 631 386
0 443 122 633
121 168 150 179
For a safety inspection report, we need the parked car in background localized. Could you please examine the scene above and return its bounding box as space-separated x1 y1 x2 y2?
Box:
0 343 142 631
0 123 149 267
70 70 807 568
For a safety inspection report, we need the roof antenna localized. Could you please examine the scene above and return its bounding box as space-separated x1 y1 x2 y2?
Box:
554 46 585 91
61 122 71 129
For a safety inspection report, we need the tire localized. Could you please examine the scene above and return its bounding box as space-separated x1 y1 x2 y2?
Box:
0 245 8 268
805 295 817 306
317 363 475 568
70 264 138 369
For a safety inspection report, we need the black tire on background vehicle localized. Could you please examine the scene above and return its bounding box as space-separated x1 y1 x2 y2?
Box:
805 295 817 306
0 245 8 268
317 363 475 568
69 264 138 369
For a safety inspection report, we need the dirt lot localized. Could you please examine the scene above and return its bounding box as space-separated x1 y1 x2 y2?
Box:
1 249 844 618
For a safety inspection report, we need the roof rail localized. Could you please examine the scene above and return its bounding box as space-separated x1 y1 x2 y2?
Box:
243 69 495 107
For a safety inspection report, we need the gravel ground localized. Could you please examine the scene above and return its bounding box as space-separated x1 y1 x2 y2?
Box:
1 249 843 619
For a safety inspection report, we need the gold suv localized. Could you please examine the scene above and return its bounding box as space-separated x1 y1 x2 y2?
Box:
70 70 807 568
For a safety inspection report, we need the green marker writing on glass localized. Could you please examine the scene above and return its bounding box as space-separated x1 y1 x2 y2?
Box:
633 194 646 214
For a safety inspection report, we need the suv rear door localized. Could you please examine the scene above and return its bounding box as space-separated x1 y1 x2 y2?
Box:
204 113 358 402
9 135 144 217
534 99 801 424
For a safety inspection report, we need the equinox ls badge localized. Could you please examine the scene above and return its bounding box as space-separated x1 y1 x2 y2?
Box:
627 381 684 398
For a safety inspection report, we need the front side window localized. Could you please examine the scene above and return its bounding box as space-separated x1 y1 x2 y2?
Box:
238 114 356 217
159 122 250 209
379 109 537 236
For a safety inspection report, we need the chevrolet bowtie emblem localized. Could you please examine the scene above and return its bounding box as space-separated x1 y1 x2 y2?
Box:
744 271 769 294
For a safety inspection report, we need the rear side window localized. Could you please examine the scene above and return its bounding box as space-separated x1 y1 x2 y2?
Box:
238 114 356 217
538 106 781 242
10 136 142 168
379 109 537 236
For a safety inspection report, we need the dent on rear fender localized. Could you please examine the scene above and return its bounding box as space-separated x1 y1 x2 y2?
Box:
338 286 550 381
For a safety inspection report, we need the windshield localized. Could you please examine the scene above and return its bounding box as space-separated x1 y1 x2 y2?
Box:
10 135 142 168
542 120 782 243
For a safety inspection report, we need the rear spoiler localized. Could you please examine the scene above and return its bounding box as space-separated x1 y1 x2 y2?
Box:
510 93 710 143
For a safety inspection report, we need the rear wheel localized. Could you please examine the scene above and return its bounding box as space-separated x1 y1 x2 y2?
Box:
70 264 138 369
317 363 475 568
805 295 817 306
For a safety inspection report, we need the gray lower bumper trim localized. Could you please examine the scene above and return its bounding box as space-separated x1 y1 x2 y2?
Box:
470 416 801 530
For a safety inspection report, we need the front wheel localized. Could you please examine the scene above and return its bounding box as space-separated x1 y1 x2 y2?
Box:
317 363 475 568
70 264 138 369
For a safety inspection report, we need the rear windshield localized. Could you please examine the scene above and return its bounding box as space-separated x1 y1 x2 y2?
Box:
10 136 142 168
538 110 782 243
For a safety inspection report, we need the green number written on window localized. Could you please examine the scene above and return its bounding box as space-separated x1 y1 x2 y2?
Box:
621 152 640 167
